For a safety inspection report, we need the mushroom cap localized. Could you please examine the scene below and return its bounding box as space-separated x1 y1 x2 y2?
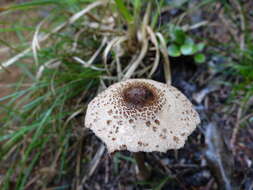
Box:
85 79 200 153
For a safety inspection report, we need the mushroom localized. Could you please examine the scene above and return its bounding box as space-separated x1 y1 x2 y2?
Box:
85 79 200 179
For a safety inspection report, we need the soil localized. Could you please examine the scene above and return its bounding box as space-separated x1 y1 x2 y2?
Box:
0 66 21 99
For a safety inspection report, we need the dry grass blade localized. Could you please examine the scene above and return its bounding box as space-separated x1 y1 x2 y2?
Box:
69 1 106 24
1 48 31 70
122 37 148 80
80 37 107 67
32 18 48 66
36 59 61 79
103 36 127 75
72 28 86 51
146 26 160 78
182 20 208 31
156 32 171 84
115 48 123 79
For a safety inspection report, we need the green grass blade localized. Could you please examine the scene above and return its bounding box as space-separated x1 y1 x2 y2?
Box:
115 0 133 23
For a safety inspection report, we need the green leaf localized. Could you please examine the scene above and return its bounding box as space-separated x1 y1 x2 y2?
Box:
185 37 194 45
115 0 133 23
180 44 194 55
168 44 181 57
196 43 205 51
170 28 185 44
194 53 206 63
191 44 199 54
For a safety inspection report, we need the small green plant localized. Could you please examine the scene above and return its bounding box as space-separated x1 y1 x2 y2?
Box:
167 26 206 63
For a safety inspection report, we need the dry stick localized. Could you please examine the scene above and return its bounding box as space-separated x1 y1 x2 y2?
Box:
230 107 242 153
0 1 105 70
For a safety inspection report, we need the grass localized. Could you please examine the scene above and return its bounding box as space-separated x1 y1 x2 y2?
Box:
0 0 252 189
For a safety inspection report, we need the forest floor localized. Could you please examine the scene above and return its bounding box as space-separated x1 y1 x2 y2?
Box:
0 1 253 190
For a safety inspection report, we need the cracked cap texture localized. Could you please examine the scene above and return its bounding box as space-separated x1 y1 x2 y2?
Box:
85 79 200 153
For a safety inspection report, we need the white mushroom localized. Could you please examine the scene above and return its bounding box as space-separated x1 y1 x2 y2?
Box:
85 79 200 153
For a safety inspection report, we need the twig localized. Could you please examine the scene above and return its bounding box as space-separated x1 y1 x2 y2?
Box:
230 107 242 152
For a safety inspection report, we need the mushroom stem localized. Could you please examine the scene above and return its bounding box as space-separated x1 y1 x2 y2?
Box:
133 152 151 180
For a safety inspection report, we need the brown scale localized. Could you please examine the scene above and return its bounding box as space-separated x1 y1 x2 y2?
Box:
108 110 113 115
129 119 134 124
117 120 123 125
146 121 151 127
159 134 166 139
107 120 112 125
173 136 180 143
154 119 160 125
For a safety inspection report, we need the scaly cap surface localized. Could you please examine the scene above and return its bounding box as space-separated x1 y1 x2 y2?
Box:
85 79 200 153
